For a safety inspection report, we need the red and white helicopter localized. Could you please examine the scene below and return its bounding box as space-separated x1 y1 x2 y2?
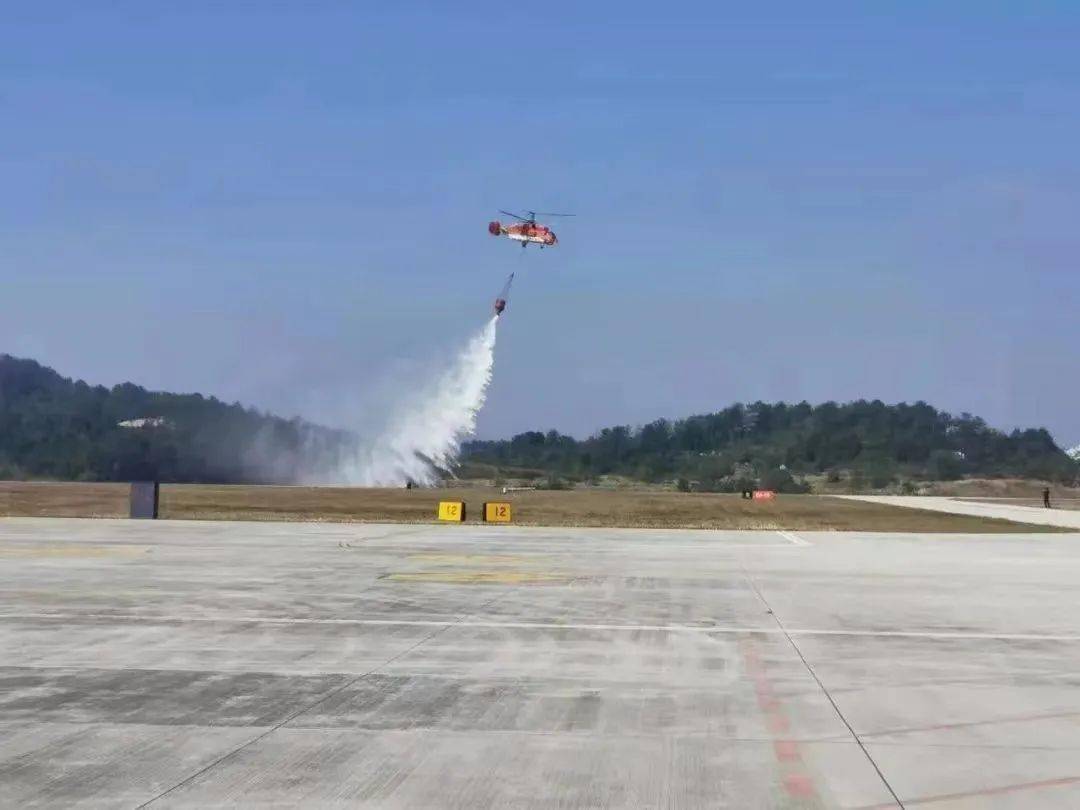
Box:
488 209 573 248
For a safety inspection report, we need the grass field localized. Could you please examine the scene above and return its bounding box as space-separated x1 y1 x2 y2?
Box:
0 481 1065 532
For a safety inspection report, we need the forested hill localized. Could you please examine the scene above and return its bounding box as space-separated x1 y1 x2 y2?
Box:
0 354 352 483
2 354 1076 488
464 401 1078 490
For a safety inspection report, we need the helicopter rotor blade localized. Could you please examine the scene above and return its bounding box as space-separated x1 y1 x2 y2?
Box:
531 211 575 217
498 209 529 221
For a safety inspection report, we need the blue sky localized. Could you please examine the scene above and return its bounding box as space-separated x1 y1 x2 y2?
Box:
3 2 1078 445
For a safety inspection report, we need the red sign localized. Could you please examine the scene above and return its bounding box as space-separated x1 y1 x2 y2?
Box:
752 490 776 500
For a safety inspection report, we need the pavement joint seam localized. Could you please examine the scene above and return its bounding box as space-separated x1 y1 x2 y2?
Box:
337 526 433 549
738 561 907 809
9 612 1080 642
849 773 1080 809
134 588 513 808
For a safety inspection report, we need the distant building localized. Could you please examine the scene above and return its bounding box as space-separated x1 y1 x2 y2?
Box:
117 417 172 430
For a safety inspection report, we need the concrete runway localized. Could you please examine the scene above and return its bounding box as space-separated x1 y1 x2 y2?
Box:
842 495 1080 530
2 518 1079 808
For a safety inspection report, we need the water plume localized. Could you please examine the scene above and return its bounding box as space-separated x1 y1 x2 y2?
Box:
333 316 499 486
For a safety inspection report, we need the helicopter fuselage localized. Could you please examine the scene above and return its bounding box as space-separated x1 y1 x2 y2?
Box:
488 220 558 247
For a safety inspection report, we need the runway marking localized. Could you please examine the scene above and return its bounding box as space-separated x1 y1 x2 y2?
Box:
0 544 147 558
740 637 823 805
4 612 1080 642
852 774 1080 808
776 530 811 546
383 571 571 585
860 709 1080 739
407 554 540 565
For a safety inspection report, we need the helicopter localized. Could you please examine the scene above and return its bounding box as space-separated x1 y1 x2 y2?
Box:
488 209 573 248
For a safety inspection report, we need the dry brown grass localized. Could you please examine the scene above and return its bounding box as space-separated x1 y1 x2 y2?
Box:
0 481 1064 532
0 481 130 518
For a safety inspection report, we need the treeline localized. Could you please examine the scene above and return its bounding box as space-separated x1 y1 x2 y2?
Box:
464 401 1078 490
0 354 352 483
3 354 1076 489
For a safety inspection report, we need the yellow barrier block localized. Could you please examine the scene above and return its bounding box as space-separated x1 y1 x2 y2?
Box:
437 501 466 522
483 502 512 523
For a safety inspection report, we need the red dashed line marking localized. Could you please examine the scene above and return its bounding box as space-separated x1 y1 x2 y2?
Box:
784 773 818 799
774 739 801 762
740 637 824 806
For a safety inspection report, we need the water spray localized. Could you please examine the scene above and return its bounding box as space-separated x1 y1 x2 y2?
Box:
329 280 513 486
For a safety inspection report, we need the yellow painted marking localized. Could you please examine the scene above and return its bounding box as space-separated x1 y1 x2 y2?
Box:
385 571 571 585
0 545 147 558
408 553 538 565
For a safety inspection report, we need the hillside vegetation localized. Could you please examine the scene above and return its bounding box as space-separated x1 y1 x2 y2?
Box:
2 354 1075 489
0 354 350 482
464 401 1078 492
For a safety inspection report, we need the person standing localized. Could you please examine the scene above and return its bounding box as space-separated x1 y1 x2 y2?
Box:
1043 487 1052 509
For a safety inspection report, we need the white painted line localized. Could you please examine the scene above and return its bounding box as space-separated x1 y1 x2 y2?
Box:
576 548 806 554
3 612 1079 642
790 628 1080 642
776 530 811 546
